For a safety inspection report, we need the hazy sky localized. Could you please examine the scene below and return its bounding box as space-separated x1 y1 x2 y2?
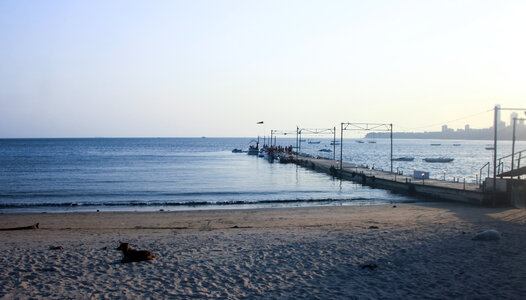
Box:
1 0 525 138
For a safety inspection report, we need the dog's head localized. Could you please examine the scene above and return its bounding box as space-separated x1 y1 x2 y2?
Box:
116 242 130 251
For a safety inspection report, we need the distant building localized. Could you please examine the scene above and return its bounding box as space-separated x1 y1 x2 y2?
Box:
441 125 453 133
465 124 470 131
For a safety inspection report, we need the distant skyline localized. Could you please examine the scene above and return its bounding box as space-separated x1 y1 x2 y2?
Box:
1 1 525 138
367 116 526 140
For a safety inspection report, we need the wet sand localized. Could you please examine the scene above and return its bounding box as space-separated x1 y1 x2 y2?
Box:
1 202 526 299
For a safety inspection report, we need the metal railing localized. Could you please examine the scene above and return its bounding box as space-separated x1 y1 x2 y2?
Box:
479 162 490 185
497 149 526 177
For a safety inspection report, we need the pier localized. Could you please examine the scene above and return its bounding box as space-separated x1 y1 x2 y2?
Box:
258 107 526 206
292 154 493 205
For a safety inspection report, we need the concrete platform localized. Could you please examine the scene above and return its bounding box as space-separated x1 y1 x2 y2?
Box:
292 155 494 205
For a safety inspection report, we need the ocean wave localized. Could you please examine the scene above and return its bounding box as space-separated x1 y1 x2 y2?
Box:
0 190 343 199
0 197 394 209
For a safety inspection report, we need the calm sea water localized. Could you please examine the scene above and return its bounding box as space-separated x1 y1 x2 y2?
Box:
0 138 523 213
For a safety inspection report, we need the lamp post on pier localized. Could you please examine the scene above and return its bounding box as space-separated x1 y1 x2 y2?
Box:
511 117 526 175
339 123 393 173
296 126 299 157
296 127 337 160
492 106 526 205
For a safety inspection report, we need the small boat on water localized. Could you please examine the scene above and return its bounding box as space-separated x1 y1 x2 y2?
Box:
330 141 340 145
319 148 332 152
485 146 495 150
430 143 441 146
453 144 461 146
356 140 365 144
392 157 415 162
368 141 376 144
232 148 243 153
247 148 259 155
423 157 454 163
308 140 321 144
247 138 260 155
299 139 306 142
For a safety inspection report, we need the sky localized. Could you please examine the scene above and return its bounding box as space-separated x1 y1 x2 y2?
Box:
1 0 525 138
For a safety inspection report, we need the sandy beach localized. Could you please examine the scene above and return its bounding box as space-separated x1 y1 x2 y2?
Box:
1 202 526 299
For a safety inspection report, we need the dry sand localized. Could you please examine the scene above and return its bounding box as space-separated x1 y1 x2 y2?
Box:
1 202 526 299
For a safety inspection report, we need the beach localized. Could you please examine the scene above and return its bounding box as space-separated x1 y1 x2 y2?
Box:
1 202 526 299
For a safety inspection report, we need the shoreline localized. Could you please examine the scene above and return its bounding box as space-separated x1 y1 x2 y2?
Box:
2 202 526 298
0 197 413 215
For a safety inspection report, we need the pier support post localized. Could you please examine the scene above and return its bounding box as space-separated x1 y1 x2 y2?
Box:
340 123 343 171
299 131 302 154
333 126 336 160
296 126 298 157
390 124 393 173
493 106 498 206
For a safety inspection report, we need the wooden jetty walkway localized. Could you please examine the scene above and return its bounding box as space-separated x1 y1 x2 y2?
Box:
292 155 492 205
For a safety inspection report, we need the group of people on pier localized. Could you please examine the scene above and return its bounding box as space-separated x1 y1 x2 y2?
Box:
262 145 293 154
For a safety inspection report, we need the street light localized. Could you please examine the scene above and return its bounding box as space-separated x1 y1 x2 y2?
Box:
511 117 526 174
492 106 526 205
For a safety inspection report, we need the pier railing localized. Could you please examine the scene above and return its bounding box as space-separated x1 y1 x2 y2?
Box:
479 162 490 185
497 149 525 178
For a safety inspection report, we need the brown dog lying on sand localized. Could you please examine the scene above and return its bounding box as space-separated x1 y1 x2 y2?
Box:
116 242 155 263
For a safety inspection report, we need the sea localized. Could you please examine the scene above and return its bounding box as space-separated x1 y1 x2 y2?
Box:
0 138 524 213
